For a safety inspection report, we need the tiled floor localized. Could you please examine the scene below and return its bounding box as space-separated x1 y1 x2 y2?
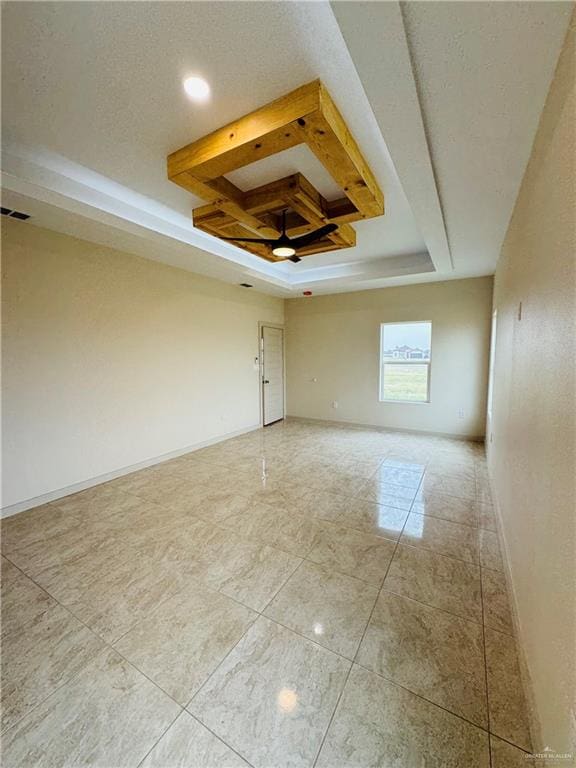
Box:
1 420 536 767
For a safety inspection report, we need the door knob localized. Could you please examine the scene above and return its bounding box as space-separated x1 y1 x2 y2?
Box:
263 380 270 384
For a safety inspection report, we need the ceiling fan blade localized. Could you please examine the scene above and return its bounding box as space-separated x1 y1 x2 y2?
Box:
290 223 338 249
222 236 278 246
221 220 337 253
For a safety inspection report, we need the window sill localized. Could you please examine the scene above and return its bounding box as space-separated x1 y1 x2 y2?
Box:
379 399 430 405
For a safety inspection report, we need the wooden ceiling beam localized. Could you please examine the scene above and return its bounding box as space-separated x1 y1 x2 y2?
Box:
324 197 361 225
242 174 301 213
169 80 384 263
192 172 358 257
168 81 320 179
296 83 384 219
193 173 351 226
286 186 356 249
212 199 279 239
195 219 280 262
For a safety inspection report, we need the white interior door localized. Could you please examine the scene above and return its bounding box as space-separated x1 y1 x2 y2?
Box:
261 326 284 426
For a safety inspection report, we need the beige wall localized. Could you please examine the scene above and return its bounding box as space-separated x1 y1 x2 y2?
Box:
488 16 575 755
285 277 493 438
1 220 283 511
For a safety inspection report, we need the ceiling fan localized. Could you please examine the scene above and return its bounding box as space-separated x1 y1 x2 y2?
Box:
223 209 337 262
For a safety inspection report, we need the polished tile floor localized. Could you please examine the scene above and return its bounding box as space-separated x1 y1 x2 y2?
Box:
1 420 536 767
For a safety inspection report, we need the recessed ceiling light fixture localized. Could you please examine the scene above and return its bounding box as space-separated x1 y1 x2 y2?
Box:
183 76 210 103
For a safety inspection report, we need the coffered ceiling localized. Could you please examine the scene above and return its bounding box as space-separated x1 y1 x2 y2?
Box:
1 1 572 296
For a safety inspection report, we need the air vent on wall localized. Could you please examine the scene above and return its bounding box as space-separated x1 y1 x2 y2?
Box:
1 207 31 220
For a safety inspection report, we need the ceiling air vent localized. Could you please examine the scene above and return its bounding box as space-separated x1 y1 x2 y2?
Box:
1 207 31 220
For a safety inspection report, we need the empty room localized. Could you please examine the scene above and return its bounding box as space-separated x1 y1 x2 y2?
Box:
1 2 574 767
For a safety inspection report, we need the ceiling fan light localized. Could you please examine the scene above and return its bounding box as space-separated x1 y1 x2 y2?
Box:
272 245 296 258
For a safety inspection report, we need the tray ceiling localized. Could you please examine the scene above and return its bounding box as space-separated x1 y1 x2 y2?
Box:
1 1 571 295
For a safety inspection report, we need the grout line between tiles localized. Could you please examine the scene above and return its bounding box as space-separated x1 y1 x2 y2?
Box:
0 643 113 739
487 732 538 755
186 482 493 579
353 659 491 735
258 614 357 665
187 712 258 768
182 613 260 712
309 655 354 768
378 585 483 628
396 532 481 567
3 425 500 766
134 708 184 768
135 709 258 768
310 462 421 768
392 537 483 571
258 556 307 616
1 555 187 726
300 553 391 589
480 561 494 768
351 468 422 667
4 552 263 768
179 555 369 717
479 566 515 638
57 476 493 577
3 567 495 767
192 506 401 575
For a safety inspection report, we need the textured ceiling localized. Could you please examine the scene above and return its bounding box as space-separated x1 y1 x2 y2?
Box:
1 1 572 294
1 1 424 273
401 0 573 272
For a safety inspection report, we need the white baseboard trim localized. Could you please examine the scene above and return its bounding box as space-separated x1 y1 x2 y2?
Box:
488 470 543 753
285 414 485 443
1 423 261 519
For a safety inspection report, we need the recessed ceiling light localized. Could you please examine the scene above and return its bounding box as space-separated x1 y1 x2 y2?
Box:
183 76 210 103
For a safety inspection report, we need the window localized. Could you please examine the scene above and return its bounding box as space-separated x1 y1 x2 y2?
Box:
380 322 432 403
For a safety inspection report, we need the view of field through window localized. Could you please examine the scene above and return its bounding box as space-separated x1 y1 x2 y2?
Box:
380 322 432 402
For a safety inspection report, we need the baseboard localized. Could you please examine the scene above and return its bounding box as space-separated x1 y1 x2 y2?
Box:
2 416 483 518
1 423 261 519
285 414 485 443
488 470 543 754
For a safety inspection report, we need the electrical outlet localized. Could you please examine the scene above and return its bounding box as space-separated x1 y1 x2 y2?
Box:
332 400 339 409
458 409 465 419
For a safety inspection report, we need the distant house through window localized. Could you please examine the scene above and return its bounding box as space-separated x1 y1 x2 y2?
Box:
380 322 432 402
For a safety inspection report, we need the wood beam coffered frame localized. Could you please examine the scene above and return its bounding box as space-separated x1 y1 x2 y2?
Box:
167 80 385 262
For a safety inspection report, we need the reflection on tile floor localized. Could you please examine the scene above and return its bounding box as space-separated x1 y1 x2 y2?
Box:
1 420 535 767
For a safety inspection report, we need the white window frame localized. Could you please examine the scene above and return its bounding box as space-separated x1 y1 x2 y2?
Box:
379 321 432 404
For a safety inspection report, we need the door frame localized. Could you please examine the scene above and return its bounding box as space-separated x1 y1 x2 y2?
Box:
486 308 498 448
258 321 286 427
